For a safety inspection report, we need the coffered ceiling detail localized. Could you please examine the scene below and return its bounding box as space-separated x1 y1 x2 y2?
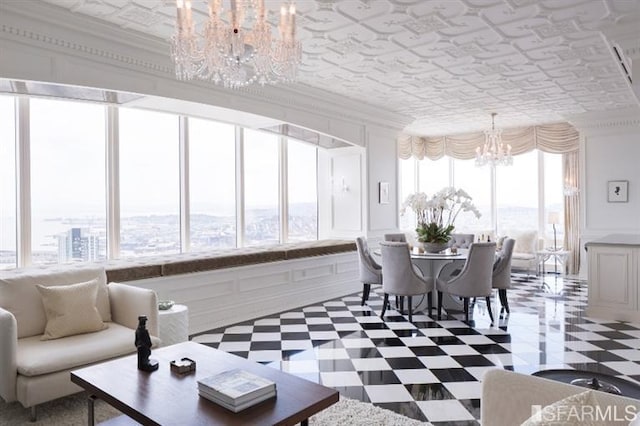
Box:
35 0 640 135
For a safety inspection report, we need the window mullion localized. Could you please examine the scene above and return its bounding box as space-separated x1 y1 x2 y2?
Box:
235 126 245 248
106 105 120 260
280 135 288 243
538 150 546 241
179 116 190 252
16 97 31 267
490 165 497 235
449 157 454 187
414 158 420 192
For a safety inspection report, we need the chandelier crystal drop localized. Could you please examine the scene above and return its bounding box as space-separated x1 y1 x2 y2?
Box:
475 112 513 167
170 0 301 89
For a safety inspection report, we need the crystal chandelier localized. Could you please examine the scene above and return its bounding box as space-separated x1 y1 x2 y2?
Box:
475 113 513 167
170 0 301 89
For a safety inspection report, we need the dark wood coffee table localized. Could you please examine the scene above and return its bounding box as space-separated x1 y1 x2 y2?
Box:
70 341 338 425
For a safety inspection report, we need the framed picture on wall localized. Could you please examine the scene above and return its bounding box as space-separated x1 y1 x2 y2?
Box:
379 182 389 204
607 180 628 203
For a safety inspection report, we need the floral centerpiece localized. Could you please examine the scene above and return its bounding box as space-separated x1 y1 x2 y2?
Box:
401 187 481 252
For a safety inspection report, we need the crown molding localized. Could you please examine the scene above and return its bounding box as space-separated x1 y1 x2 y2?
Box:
0 0 168 55
0 0 409 134
566 107 640 133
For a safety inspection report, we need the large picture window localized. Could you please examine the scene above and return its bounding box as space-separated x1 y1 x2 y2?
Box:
30 98 106 264
189 118 237 250
453 160 492 232
418 157 449 196
287 139 318 242
399 158 416 230
243 129 280 246
0 96 16 269
119 108 180 257
405 151 563 242
544 152 564 246
496 151 538 233
1 94 322 268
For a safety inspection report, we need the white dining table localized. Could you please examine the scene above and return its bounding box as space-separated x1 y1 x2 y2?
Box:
410 249 467 277
410 249 468 313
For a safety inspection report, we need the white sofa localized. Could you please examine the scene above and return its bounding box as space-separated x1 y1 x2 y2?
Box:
482 369 640 426
0 266 159 417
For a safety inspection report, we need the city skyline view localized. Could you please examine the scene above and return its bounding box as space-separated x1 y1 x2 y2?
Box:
0 202 318 268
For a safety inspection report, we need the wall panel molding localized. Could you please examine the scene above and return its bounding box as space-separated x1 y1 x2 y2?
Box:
128 252 360 333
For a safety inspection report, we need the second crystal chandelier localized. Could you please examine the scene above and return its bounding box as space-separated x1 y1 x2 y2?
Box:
171 0 301 89
475 113 513 167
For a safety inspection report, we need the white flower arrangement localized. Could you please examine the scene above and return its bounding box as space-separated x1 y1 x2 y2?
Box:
401 187 481 243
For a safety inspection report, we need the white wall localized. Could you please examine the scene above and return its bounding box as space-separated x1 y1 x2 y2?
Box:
366 125 400 241
328 146 366 238
572 108 640 278
323 126 403 243
584 132 640 231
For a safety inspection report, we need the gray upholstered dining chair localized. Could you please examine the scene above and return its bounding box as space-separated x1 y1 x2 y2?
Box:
437 242 496 323
379 241 434 322
355 237 383 306
448 233 475 249
383 233 407 242
492 237 515 314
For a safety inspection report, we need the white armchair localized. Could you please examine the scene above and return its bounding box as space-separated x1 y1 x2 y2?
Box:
0 266 159 419
502 229 544 277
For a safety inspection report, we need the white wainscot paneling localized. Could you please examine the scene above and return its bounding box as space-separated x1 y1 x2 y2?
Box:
127 252 360 334
587 244 639 322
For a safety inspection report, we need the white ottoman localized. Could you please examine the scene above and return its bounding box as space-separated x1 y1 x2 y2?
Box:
158 304 189 347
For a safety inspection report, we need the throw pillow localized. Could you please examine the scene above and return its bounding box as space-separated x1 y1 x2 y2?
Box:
520 390 600 426
36 279 108 341
512 230 537 254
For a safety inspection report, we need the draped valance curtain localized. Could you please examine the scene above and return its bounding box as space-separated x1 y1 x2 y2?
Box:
397 122 581 275
397 122 579 160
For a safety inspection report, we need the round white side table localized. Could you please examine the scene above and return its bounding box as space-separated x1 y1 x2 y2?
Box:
158 304 189 347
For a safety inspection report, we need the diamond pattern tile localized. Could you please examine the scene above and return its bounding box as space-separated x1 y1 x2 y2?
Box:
192 274 640 425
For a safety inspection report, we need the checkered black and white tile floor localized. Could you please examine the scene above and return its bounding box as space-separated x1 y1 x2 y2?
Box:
192 274 640 425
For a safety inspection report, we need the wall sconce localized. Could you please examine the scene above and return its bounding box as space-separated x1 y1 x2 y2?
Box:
341 178 350 193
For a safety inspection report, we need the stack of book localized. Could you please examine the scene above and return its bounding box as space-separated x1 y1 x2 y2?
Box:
197 369 277 412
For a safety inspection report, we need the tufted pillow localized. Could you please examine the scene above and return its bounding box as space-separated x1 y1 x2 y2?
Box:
36 279 108 341
520 390 600 426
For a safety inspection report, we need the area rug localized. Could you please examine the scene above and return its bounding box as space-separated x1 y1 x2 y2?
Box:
0 394 430 425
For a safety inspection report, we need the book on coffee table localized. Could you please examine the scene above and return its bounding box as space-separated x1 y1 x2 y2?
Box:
197 369 276 410
198 387 276 412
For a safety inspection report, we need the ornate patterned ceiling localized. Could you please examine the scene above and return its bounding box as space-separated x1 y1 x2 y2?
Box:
39 0 640 135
